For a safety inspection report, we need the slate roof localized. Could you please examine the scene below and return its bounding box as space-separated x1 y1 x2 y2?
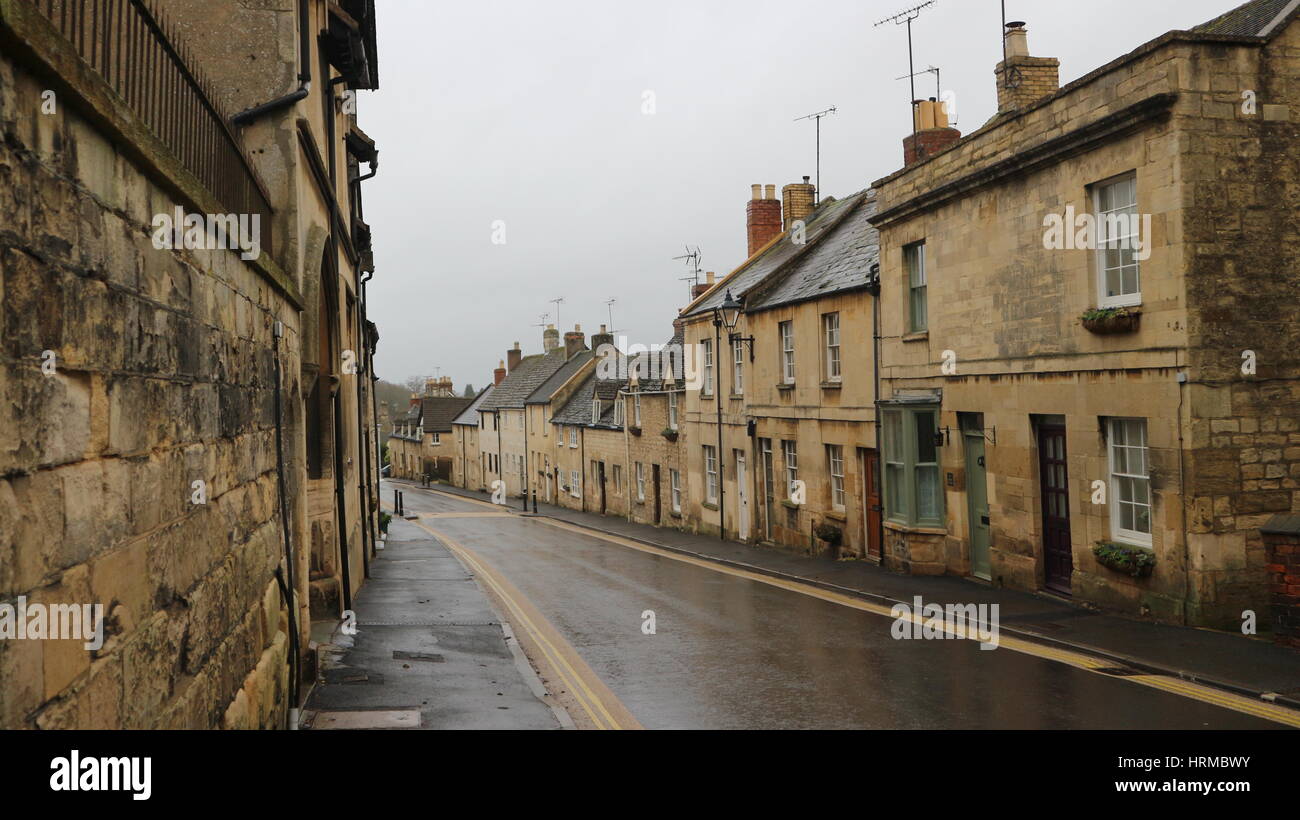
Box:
526 350 593 405
550 369 628 431
451 384 495 426
421 396 474 434
744 189 879 312
479 348 581 411
1192 0 1298 37
626 331 687 392
684 193 862 317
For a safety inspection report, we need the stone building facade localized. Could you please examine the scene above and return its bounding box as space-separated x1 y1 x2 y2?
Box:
0 0 382 728
868 5 1300 627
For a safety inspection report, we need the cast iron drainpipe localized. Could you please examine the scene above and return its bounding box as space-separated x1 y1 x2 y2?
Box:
868 263 885 563
271 321 301 729
355 270 375 578
232 0 312 126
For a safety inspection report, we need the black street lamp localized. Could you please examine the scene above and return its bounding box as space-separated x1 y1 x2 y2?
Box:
719 289 754 361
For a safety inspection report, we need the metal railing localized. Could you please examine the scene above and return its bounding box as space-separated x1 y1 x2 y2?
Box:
30 0 274 256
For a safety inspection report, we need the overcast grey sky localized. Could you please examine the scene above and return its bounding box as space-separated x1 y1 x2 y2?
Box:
363 0 1237 390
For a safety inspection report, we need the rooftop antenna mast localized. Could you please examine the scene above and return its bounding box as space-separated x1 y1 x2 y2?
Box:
550 297 564 331
875 0 938 141
604 298 618 335
793 106 836 203
673 245 702 302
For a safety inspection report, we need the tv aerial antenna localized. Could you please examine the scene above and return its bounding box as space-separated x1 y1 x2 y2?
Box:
550 297 564 331
673 245 702 301
895 65 951 125
604 298 618 335
874 0 937 140
793 106 836 203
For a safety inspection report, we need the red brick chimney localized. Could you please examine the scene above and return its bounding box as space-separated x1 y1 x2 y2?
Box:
692 271 716 301
494 359 507 385
506 341 522 372
746 184 782 257
904 98 962 166
563 324 586 359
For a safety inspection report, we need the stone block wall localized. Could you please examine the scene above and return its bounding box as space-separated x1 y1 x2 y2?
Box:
0 47 298 728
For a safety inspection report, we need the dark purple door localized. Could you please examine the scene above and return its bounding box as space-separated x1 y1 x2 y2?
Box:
1039 425 1073 594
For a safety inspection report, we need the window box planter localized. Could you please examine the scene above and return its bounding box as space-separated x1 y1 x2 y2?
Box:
1092 541 1155 578
627 426 642 437
661 429 678 442
1081 307 1141 334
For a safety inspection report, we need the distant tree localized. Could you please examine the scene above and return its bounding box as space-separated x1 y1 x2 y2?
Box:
402 375 427 395
462 384 476 397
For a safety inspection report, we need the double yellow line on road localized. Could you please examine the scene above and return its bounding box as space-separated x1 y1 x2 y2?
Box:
402 486 1300 729
409 516 641 730
534 517 1300 729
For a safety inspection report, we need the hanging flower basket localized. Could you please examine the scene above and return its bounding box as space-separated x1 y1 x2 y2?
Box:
1092 541 1155 578
661 428 678 442
628 426 642 437
1081 307 1141 334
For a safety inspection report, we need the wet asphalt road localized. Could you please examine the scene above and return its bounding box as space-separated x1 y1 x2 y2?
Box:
387 483 1282 730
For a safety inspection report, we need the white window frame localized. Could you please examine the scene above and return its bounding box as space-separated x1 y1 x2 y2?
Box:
1108 417 1153 547
591 399 601 424
431 432 440 445
782 440 798 497
612 463 623 493
702 338 714 396
779 321 795 384
670 469 682 513
906 242 927 333
828 444 845 511
570 470 581 498
569 427 578 448
704 445 718 503
614 399 625 426
668 391 678 430
633 393 642 427
823 312 841 382
733 338 745 394
635 462 645 501
1093 172 1143 309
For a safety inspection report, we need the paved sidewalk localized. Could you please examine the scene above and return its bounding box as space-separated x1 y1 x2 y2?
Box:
402 478 1300 708
302 515 564 729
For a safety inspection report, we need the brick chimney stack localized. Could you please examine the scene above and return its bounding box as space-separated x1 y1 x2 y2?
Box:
543 323 559 353
782 177 815 230
904 98 962 166
494 359 507 385
563 324 586 359
746 183 783 257
692 271 716 301
996 22 1059 112
507 341 522 372
591 323 614 353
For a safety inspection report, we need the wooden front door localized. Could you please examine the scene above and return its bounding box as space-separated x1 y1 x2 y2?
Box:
597 461 607 515
1038 425 1073 594
860 449 883 560
652 464 662 524
963 431 991 580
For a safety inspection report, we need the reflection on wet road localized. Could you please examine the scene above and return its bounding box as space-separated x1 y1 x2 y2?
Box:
389 483 1286 730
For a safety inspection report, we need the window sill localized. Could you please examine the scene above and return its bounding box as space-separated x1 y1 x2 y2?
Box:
729 393 744 400
702 502 719 511
824 510 847 522
820 381 843 390
902 331 929 343
776 383 795 392
780 499 802 510
701 393 715 402
669 511 683 519
883 520 947 536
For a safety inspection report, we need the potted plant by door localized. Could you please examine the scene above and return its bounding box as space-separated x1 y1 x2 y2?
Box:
814 522 844 560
